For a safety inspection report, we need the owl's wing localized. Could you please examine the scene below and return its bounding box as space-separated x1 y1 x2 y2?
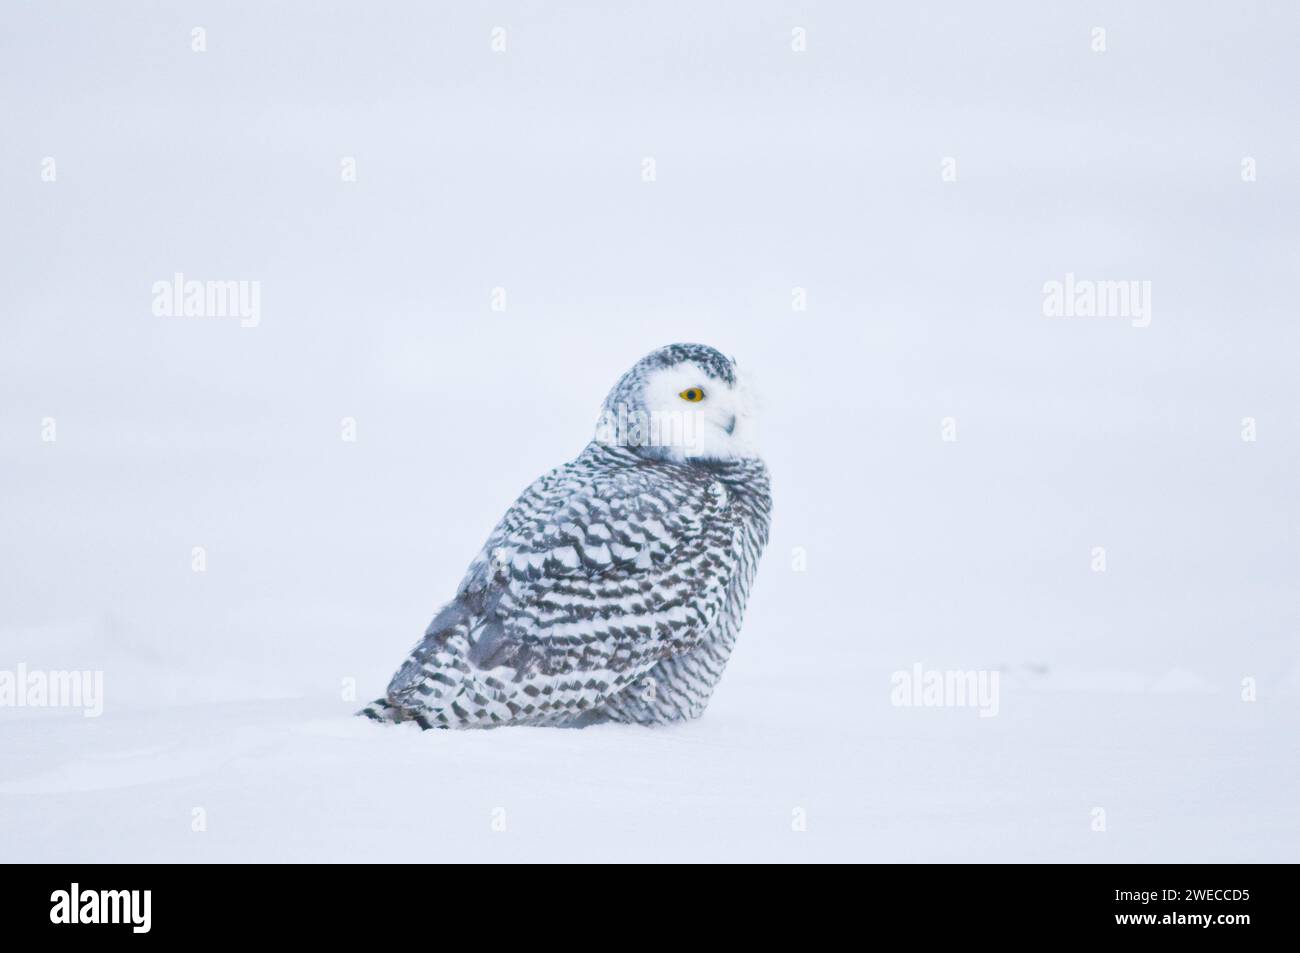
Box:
385 458 739 725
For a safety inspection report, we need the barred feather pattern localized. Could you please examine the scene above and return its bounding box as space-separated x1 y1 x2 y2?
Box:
361 441 771 729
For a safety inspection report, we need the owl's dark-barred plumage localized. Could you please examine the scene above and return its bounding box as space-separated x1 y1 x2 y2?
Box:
361 343 771 729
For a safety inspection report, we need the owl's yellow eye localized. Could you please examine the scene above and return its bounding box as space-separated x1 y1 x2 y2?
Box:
679 387 705 402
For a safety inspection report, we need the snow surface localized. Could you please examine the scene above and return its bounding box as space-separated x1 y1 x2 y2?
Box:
3 656 1297 862
3 3 1299 862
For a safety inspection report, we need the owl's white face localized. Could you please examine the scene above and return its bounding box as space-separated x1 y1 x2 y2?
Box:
635 360 760 463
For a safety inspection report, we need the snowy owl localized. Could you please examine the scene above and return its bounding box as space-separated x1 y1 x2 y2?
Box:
361 343 771 729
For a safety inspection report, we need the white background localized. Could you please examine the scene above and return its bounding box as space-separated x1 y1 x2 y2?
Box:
2 2 1297 861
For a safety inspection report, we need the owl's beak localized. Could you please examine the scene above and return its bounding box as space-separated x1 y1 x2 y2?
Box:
724 415 737 435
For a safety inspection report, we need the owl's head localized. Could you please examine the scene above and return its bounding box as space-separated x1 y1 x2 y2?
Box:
595 343 760 463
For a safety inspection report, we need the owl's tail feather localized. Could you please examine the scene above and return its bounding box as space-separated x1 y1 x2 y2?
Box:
357 697 441 730
358 698 397 722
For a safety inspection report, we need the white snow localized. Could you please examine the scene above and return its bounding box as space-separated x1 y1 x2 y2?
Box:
2 617 1297 862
